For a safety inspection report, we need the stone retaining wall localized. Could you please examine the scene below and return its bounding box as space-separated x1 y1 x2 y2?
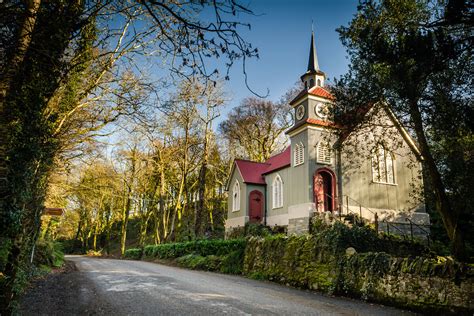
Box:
244 235 473 314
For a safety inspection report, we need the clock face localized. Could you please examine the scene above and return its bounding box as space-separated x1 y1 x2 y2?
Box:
315 102 328 119
296 105 305 120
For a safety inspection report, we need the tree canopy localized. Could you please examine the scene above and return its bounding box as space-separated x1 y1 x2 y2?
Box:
334 0 473 259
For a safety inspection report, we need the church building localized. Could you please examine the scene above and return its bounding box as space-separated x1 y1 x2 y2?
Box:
225 32 430 236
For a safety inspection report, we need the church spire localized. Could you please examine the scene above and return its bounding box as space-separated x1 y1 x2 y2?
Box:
301 28 325 89
307 31 319 72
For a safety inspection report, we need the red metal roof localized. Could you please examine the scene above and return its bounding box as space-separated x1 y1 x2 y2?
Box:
234 147 291 184
308 86 334 99
234 160 269 185
262 147 291 174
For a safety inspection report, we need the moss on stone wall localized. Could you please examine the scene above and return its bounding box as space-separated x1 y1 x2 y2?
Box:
243 225 474 314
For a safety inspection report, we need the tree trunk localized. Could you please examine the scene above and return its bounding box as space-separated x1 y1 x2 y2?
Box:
195 124 209 237
409 101 466 259
0 2 41 313
120 192 131 256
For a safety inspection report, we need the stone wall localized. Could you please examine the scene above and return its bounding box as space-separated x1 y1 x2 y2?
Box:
287 217 310 235
244 234 473 314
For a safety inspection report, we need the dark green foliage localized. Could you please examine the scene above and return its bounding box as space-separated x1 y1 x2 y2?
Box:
176 254 221 271
124 248 143 260
139 239 247 274
143 239 246 259
220 249 245 274
226 223 287 239
0 239 11 272
33 240 64 268
319 221 430 258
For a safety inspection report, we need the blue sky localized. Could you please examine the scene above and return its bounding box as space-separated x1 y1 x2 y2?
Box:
223 0 359 106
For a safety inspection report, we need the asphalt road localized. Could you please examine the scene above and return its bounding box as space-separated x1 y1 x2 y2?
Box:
21 255 415 316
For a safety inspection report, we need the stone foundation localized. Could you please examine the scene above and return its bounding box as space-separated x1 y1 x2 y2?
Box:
288 217 310 235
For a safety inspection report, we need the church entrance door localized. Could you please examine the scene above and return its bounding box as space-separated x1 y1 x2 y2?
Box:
313 168 336 212
249 190 263 222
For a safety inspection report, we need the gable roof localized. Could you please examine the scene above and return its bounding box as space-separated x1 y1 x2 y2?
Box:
339 102 422 159
290 86 334 106
234 160 269 185
228 147 291 189
262 147 291 174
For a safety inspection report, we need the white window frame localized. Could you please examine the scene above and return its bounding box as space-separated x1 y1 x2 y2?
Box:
316 141 332 164
232 180 241 212
294 142 305 166
272 174 283 209
371 144 396 185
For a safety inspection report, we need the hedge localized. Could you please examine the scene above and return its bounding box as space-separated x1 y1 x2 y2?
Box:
124 239 246 274
124 248 143 260
142 238 246 259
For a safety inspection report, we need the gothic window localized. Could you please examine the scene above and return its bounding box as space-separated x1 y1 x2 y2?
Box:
294 142 305 166
232 180 240 211
371 144 396 184
272 174 283 209
316 141 332 164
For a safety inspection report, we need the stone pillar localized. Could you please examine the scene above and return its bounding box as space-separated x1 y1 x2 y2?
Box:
287 203 315 235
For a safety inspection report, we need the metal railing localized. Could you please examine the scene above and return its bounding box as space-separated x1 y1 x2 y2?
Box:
336 194 431 243
405 217 431 245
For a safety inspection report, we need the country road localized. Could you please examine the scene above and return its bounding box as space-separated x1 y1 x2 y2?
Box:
20 255 415 315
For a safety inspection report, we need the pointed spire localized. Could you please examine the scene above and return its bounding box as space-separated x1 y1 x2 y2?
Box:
307 31 319 72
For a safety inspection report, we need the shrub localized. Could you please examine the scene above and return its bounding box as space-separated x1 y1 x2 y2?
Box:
0 238 11 272
220 248 245 274
226 223 287 239
124 248 142 260
143 239 246 259
34 240 64 268
176 254 222 271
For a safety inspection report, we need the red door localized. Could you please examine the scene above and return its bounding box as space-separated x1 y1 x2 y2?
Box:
314 173 325 212
249 190 263 223
314 169 336 213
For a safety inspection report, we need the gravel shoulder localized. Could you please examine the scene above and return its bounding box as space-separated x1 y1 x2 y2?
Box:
19 260 117 315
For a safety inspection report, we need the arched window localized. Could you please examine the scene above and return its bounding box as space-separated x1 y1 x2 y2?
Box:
294 142 305 166
310 79 314 87
272 174 283 209
317 79 321 86
371 144 396 184
232 181 240 211
316 141 332 164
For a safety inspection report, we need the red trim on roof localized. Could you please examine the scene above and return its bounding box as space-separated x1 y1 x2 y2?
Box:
308 86 334 100
290 86 334 105
286 118 341 135
306 118 341 128
234 147 291 184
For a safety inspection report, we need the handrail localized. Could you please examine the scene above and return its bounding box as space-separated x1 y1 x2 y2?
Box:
341 194 422 240
405 217 430 235
405 217 431 245
344 195 377 216
381 219 407 237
